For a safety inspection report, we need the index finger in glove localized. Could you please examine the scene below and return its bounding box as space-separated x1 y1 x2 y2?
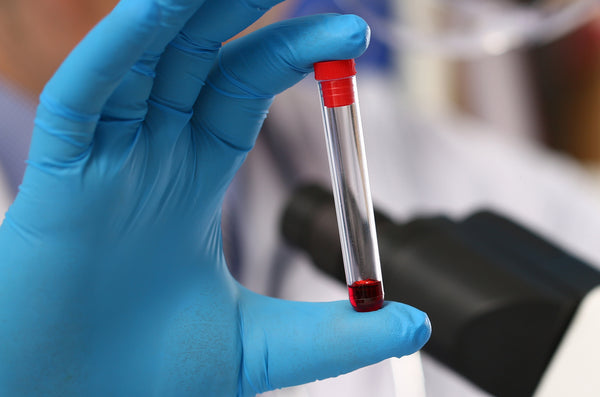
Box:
192 14 370 152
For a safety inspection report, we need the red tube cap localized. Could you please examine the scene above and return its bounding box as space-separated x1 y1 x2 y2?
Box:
314 59 356 81
314 59 356 108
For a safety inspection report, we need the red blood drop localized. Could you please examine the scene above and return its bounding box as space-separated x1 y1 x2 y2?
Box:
348 279 383 312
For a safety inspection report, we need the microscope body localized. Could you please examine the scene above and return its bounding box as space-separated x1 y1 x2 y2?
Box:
282 185 600 396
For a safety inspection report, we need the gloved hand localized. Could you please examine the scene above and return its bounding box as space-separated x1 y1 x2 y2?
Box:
0 0 431 396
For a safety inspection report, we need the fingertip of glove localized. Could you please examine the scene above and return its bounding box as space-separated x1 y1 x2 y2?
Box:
383 302 431 353
403 306 431 350
332 14 371 56
415 313 432 350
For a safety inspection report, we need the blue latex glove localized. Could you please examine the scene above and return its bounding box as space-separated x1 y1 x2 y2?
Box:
0 1 431 395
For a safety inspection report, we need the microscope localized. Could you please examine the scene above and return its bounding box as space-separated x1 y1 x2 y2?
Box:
281 184 600 397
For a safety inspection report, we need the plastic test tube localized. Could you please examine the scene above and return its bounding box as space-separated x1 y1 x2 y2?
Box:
314 59 384 312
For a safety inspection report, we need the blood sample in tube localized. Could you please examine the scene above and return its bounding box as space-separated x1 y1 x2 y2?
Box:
314 59 384 312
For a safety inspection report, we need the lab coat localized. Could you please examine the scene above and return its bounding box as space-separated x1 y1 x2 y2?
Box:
0 165 9 226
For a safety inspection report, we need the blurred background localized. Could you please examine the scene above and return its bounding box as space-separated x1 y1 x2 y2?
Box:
1 0 600 396
287 0 600 163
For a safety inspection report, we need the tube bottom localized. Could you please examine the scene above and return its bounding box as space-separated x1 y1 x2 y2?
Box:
348 279 384 312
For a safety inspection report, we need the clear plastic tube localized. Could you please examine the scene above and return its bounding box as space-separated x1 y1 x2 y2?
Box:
314 59 384 312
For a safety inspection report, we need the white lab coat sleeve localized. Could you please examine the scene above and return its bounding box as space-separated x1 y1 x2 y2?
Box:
0 163 11 224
